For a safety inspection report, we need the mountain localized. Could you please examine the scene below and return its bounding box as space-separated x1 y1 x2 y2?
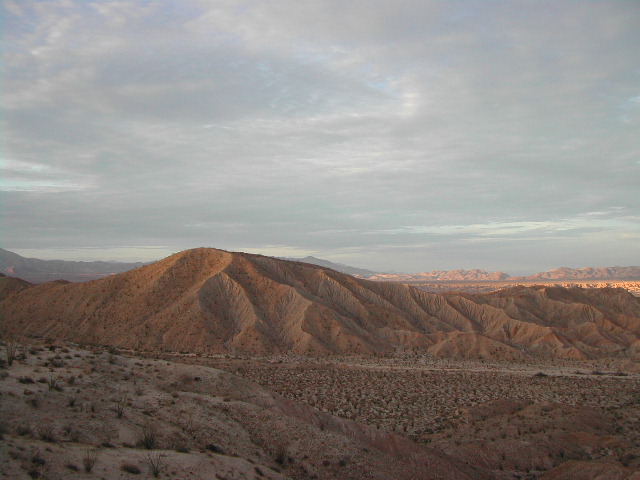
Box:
519 266 640 281
2 247 639 360
369 269 511 282
281 257 511 280
280 255 379 278
288 256 640 282
0 248 147 283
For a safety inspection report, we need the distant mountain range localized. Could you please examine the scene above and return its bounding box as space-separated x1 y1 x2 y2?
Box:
1 247 639 283
0 248 146 283
368 270 511 281
282 255 640 281
512 266 640 281
280 256 379 278
2 247 639 360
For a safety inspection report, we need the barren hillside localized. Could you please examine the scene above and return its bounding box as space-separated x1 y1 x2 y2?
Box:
2 248 640 360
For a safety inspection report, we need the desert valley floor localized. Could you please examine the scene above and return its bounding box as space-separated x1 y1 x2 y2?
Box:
1 344 639 480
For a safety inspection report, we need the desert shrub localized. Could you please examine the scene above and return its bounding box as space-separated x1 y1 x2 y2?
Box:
138 423 158 450
38 425 55 442
30 447 45 466
82 448 99 472
47 374 62 391
16 424 33 436
205 443 225 454
145 452 166 478
274 445 288 466
114 395 127 418
4 338 19 366
27 467 43 479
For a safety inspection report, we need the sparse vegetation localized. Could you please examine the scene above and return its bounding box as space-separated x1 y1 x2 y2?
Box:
2 343 639 479
82 448 99 473
4 337 19 366
138 422 158 450
47 373 62 391
114 395 127 418
38 424 55 442
145 452 166 478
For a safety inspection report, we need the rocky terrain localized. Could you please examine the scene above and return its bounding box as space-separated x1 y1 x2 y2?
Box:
3 342 638 479
0 343 494 480
220 355 640 479
2 248 640 360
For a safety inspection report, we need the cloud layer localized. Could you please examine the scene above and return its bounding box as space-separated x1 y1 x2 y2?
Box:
2 0 639 273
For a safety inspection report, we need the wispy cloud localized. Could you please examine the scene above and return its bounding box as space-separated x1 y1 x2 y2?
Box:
1 1 639 272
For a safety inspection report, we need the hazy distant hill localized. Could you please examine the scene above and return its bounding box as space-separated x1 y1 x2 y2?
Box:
0 248 146 283
518 266 640 281
282 257 512 280
370 269 511 282
2 247 639 360
281 255 379 278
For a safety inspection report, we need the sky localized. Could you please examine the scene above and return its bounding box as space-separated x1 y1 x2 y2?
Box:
1 0 639 274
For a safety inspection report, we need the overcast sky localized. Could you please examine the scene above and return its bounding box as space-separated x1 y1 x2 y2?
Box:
2 0 639 274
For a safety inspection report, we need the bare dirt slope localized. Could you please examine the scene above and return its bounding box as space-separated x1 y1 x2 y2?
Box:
0 344 491 480
2 248 640 360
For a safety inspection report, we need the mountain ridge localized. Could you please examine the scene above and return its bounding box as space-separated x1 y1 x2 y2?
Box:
0 247 147 283
2 247 639 361
2 247 638 283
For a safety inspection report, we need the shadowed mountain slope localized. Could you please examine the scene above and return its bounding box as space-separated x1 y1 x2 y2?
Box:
2 248 640 360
